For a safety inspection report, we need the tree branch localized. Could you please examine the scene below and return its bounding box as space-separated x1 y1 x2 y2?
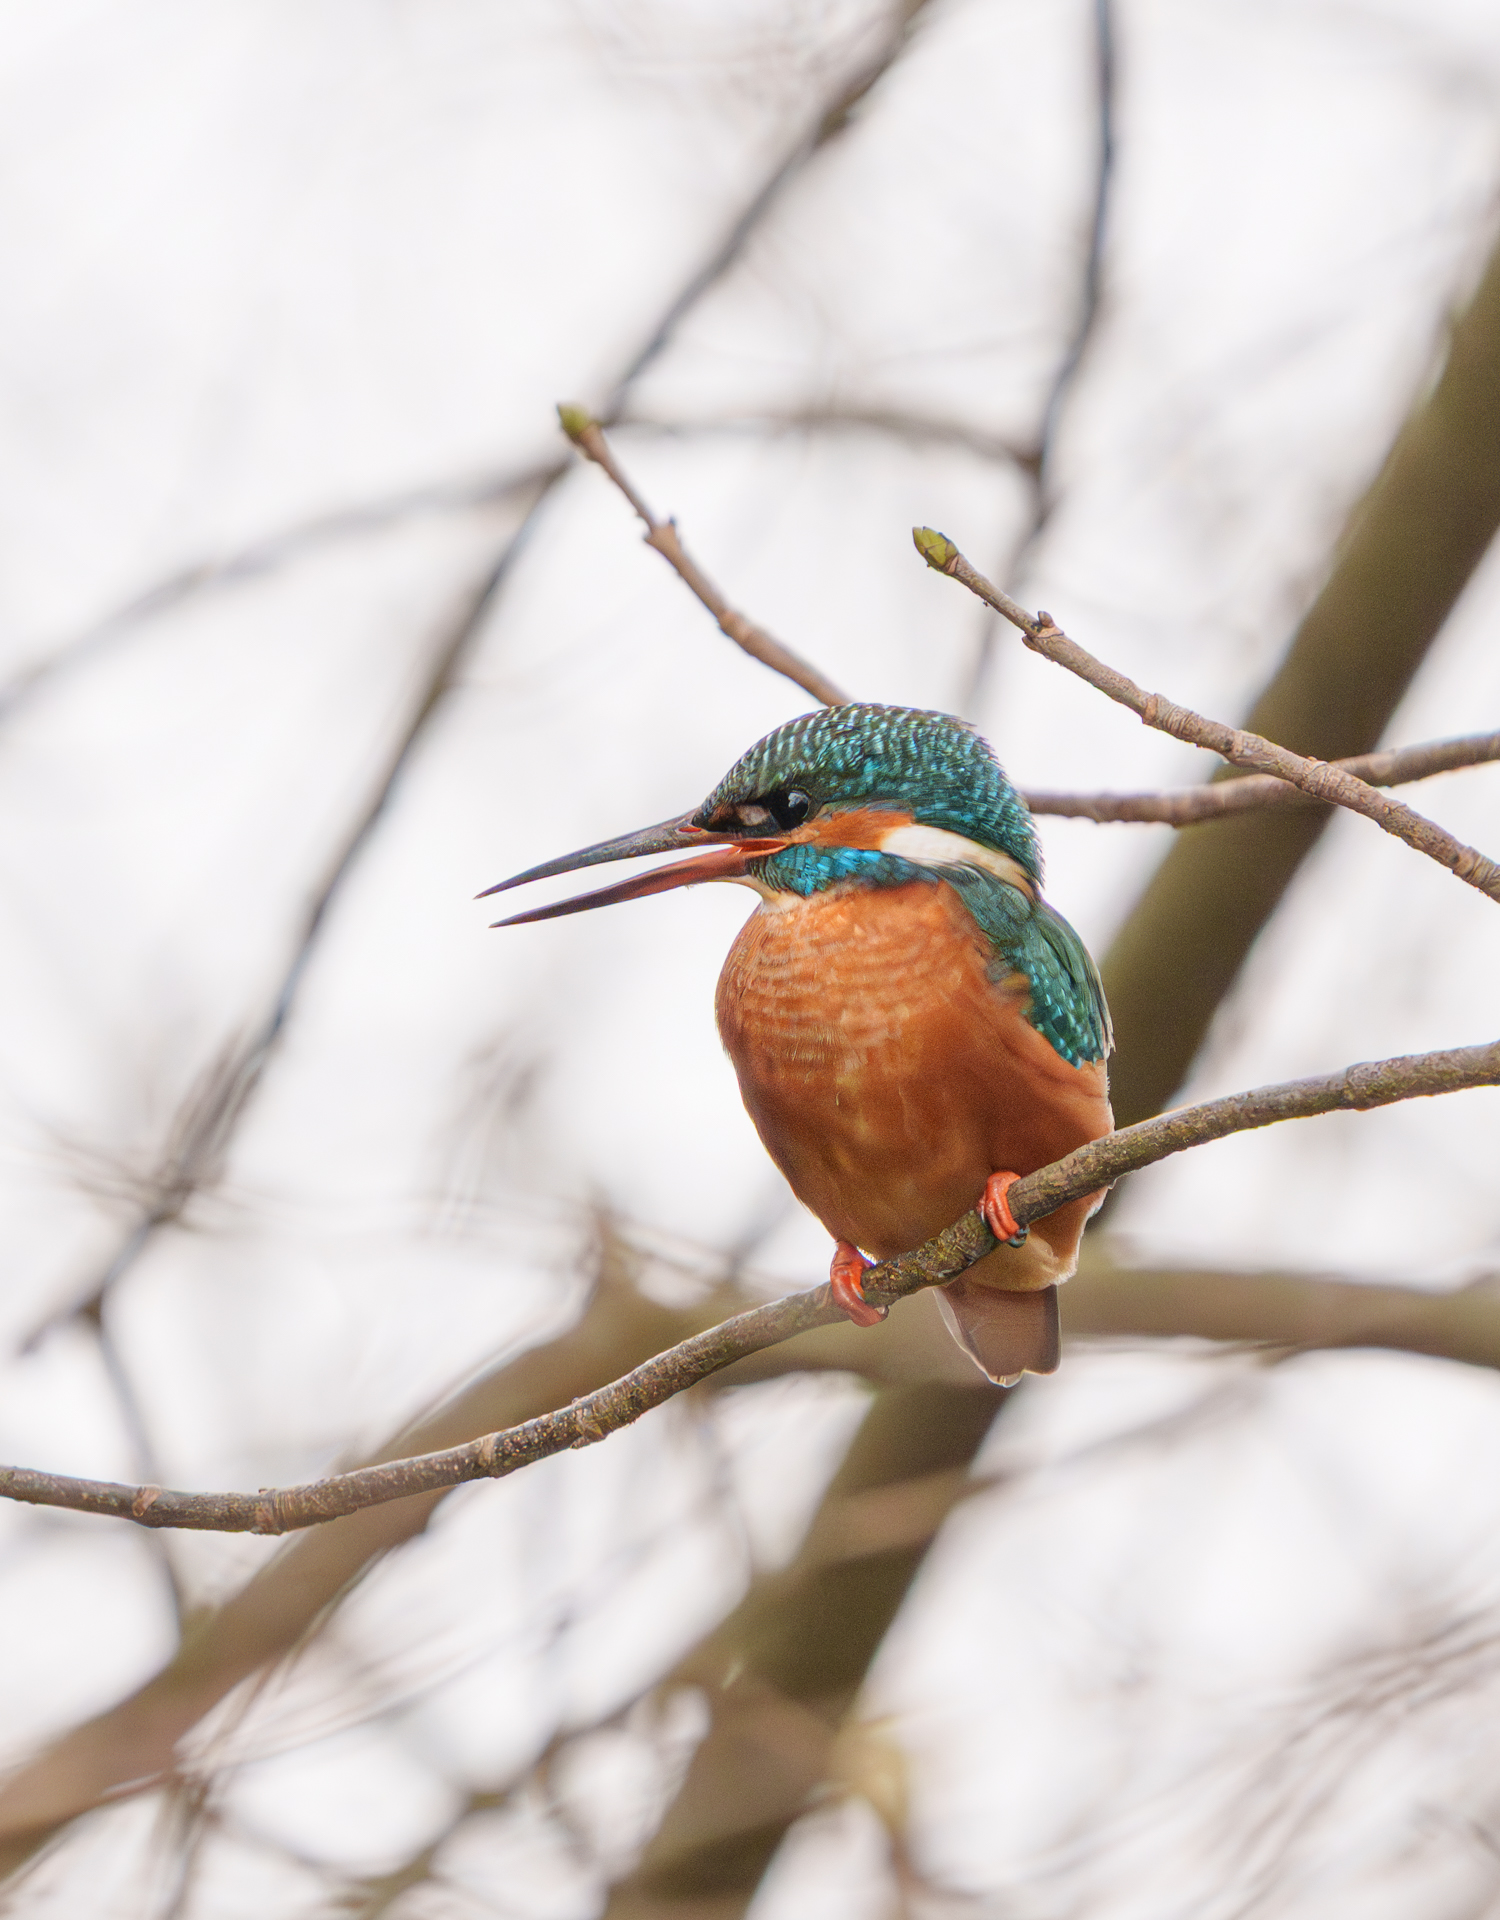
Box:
1030 0 1116 506
915 529 1500 901
1101 224 1500 1127
1022 729 1500 823
3 1039 1494 1536
557 407 849 706
624 403 1033 469
0 2 937 740
26 13 927 1346
1065 1248 1500 1368
960 0 1116 713
0 461 558 730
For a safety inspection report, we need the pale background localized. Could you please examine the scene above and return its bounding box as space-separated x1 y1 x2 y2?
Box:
2 2 1500 1914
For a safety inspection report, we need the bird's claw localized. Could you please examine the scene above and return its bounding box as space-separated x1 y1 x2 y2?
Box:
980 1171 1028 1247
830 1241 887 1326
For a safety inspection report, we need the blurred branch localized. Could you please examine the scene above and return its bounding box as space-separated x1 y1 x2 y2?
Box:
0 385 1020 745
0 461 557 731
602 0 937 408
626 404 1032 468
28 10 939 1346
1099 225 1500 1124
1030 0 1116 507
0 1240 751 1879
0 17 959 1881
0 394 1026 743
3 1038 1496 1536
1022 728 1500 823
603 1378 1007 1918
962 0 1115 707
557 407 848 705
1066 1245 1500 1367
917 528 1500 901
6 1240 1500 1884
0 1 937 735
0 1232 976 1880
20 531 554 1349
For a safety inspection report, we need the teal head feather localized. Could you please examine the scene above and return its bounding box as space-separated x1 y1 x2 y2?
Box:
694 704 1041 879
483 702 1108 1068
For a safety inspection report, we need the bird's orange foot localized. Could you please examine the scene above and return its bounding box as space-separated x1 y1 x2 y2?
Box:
980 1171 1029 1247
829 1241 887 1327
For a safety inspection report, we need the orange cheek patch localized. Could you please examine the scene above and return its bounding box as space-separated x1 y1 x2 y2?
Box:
788 806 915 850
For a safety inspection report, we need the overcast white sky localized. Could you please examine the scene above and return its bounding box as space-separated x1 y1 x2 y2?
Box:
3 2 1500 1914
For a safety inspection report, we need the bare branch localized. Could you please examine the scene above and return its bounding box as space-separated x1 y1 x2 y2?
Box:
3 1038 1495 1536
916 528 1500 901
602 0 938 408
624 404 1033 469
961 0 1116 710
1101 227 1500 1126
20 533 549 1349
602 1375 1002 1915
1030 0 1116 505
557 407 849 706
28 14 939 1344
1066 1247 1500 1369
0 461 557 730
1022 729 1500 824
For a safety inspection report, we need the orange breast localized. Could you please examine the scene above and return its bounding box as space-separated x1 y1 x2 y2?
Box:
714 880 1111 1288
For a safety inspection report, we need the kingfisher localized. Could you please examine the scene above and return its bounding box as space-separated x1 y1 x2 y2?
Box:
481 704 1112 1383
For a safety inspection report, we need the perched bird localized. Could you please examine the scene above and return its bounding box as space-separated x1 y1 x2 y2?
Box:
482 704 1112 1383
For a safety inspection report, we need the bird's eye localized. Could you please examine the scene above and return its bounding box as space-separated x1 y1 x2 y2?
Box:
768 788 812 830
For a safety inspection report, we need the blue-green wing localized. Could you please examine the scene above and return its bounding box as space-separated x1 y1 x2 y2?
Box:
945 868 1112 1067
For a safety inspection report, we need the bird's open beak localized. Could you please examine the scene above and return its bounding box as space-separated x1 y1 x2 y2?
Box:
478 812 786 927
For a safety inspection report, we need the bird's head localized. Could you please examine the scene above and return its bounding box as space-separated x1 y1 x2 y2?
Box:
481 703 1040 924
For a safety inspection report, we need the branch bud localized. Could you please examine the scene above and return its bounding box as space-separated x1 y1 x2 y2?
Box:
556 403 597 444
912 526 959 572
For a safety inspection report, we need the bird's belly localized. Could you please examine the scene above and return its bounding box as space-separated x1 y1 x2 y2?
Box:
714 882 1110 1281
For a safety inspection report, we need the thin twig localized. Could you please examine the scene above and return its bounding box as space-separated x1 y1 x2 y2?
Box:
601 0 937 409
0 461 557 731
557 407 848 706
4 1038 1495 1535
25 16 933 1348
916 529 1500 902
1030 0 1116 505
961 0 1116 710
625 404 1032 470
0 4 935 744
1022 730 1500 824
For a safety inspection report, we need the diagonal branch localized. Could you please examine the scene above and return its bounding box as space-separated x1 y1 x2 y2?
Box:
1022 728 1500 823
28 14 937 1345
4 1038 1495 1535
625 403 1033 469
557 408 848 705
1065 1247 1500 1367
0 460 557 730
961 0 1117 712
601 0 937 410
0 3 937 738
1100 225 1500 1126
916 529 1500 901
1030 0 1116 510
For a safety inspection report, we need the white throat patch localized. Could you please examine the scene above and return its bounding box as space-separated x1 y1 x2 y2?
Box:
877 822 1033 893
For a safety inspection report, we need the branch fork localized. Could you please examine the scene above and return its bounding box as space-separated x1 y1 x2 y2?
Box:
914 528 1500 903
558 405 849 706
5 458 1497 1541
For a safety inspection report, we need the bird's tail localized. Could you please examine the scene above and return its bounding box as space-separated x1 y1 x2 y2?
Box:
935 1279 1060 1385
